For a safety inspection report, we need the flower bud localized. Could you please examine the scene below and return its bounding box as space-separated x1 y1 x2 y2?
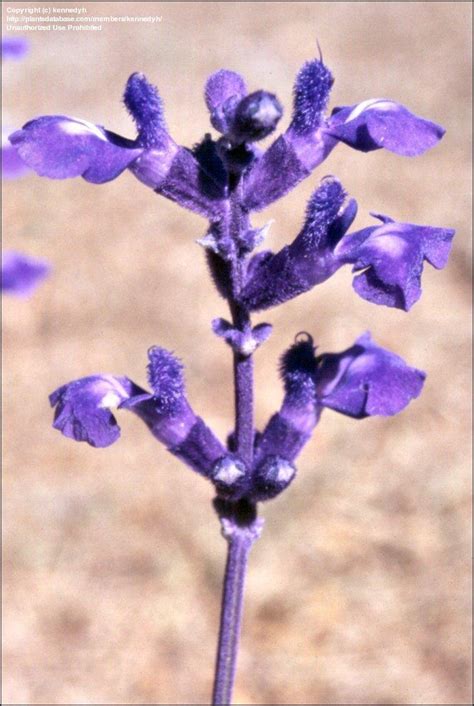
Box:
231 91 283 143
254 455 297 501
211 456 248 500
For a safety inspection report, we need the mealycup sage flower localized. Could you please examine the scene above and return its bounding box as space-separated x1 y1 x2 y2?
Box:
10 51 454 705
1 250 51 297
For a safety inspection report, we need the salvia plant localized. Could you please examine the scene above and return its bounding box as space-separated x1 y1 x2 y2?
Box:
10 49 455 704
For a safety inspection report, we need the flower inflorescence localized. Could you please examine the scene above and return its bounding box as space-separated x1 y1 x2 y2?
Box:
11 53 454 505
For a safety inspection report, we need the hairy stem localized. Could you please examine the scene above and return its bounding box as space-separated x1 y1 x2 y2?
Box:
229 182 254 466
231 304 254 466
212 501 263 706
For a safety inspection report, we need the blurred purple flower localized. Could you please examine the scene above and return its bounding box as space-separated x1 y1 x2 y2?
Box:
1 36 29 60
2 125 30 179
2 37 30 179
1 250 51 297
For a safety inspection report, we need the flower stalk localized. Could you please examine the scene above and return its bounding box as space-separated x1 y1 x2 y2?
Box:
10 50 455 705
212 499 263 706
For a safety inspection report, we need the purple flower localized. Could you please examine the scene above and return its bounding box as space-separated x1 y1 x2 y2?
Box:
242 177 454 312
50 375 142 448
50 346 226 475
1 250 51 297
254 332 425 482
335 214 455 310
8 55 445 219
1 37 29 61
2 126 30 179
315 332 426 418
327 100 444 156
9 73 226 219
242 58 445 211
2 37 30 179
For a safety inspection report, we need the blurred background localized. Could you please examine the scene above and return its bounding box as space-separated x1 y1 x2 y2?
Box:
2 2 472 704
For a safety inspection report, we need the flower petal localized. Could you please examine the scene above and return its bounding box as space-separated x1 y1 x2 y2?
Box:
2 126 30 179
204 69 247 133
2 250 50 297
9 116 142 183
337 220 455 310
146 144 226 219
205 70 247 112
328 99 445 156
316 332 426 418
49 375 142 448
124 346 226 474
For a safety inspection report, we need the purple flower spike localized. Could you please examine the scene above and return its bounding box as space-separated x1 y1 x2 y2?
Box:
242 177 348 311
316 332 426 418
1 37 29 61
2 250 51 297
9 116 142 183
255 334 320 465
336 216 455 310
328 99 445 156
50 375 143 448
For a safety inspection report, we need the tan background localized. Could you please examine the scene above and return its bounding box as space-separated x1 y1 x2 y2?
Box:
2 2 472 704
